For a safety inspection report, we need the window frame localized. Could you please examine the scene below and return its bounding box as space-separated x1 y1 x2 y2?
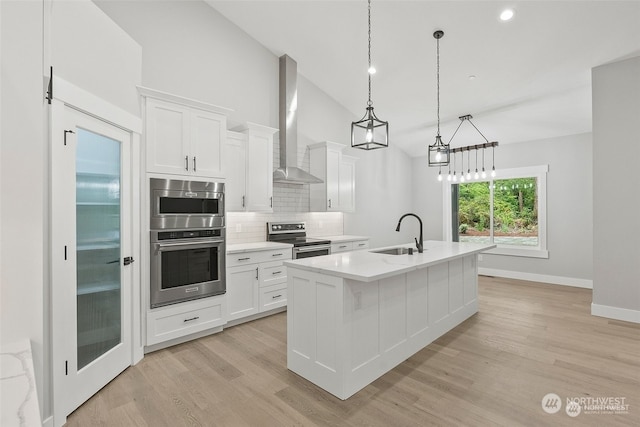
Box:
443 165 549 259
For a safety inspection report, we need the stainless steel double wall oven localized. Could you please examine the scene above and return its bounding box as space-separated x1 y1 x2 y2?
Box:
149 178 226 308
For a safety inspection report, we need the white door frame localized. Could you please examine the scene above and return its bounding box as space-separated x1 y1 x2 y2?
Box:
49 77 142 427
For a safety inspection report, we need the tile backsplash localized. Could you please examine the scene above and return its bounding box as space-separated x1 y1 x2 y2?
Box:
272 138 310 213
226 212 343 244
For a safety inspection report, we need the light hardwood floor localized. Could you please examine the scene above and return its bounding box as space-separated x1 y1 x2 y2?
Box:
67 277 640 426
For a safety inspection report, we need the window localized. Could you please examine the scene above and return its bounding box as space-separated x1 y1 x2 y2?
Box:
444 165 548 258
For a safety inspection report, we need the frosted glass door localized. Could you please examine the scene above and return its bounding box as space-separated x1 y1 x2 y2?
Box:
75 128 122 369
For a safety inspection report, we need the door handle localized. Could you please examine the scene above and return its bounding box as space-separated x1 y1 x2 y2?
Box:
124 256 135 266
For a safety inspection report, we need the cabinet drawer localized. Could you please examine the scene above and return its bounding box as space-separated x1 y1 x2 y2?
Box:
259 284 287 312
353 240 370 250
146 296 226 346
331 242 354 253
260 261 287 287
227 248 291 267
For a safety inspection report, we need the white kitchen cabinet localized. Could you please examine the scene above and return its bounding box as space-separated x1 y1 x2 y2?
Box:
226 247 291 323
227 263 260 321
223 122 278 212
146 295 226 346
331 238 369 254
224 131 247 212
142 89 229 178
309 141 357 212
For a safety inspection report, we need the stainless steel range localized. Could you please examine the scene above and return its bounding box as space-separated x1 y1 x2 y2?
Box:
267 222 331 259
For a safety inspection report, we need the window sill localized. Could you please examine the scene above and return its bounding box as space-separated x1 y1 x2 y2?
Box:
486 246 549 259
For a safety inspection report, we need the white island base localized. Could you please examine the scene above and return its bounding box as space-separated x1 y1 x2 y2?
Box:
286 241 493 400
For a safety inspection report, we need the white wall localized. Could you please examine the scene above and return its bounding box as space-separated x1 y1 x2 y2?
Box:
1 0 46 416
97 0 415 247
95 0 278 129
414 133 594 284
592 56 640 321
52 0 142 116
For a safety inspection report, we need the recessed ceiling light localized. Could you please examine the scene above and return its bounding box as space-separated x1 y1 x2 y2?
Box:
469 75 477 80
500 9 514 21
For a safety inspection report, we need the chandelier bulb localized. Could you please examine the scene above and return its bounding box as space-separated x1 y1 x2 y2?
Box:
447 173 452 182
437 172 443 182
365 126 373 143
466 170 471 180
453 172 457 182
481 169 487 179
368 66 377 75
491 166 496 178
474 170 479 180
435 150 442 162
460 175 465 183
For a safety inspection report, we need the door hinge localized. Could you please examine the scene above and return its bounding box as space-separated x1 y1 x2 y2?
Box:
46 66 53 104
124 256 135 266
64 130 75 146
65 360 68 376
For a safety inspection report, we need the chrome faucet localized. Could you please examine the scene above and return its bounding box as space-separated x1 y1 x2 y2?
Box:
395 213 424 253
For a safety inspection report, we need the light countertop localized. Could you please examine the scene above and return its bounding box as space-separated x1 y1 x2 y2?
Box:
1 339 41 427
318 235 369 243
227 241 292 254
284 240 495 282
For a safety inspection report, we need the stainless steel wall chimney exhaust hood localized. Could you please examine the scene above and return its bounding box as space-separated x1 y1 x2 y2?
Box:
273 54 323 185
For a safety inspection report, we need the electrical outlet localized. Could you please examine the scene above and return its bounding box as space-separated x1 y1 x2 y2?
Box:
354 291 362 310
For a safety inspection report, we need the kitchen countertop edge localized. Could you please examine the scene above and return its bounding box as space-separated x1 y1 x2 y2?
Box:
227 242 293 254
284 240 495 282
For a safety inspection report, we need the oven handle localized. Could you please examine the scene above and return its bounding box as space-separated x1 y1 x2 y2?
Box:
293 245 331 254
155 240 224 252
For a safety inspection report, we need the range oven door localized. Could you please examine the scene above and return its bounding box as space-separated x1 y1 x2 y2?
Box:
150 238 225 308
293 245 331 259
150 178 225 229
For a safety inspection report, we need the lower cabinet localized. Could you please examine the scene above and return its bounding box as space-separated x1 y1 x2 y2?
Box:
331 238 370 254
227 263 260 321
226 248 291 323
146 295 226 346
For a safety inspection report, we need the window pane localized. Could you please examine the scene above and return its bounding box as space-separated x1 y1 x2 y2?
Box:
493 178 538 246
457 182 491 244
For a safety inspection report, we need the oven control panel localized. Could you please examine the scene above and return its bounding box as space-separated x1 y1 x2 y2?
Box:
156 229 222 240
268 222 306 234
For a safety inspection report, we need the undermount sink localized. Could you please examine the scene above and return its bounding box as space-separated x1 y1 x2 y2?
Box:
370 247 414 255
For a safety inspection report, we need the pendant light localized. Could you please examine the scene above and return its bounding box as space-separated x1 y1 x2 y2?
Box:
351 0 388 150
428 30 449 166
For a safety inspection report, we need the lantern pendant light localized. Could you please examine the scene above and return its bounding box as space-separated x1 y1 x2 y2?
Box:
428 30 449 166
351 0 389 150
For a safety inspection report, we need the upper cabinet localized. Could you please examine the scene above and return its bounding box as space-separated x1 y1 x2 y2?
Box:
224 122 278 212
141 88 231 178
309 142 357 212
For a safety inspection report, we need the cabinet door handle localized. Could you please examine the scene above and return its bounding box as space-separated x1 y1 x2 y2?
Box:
193 156 197 172
184 316 199 323
358 243 366 247
242 195 245 208
272 271 282 275
272 253 283 257
238 257 251 261
185 155 189 171
256 267 259 280
272 294 282 299
328 199 332 208
339 245 347 249
270 196 273 208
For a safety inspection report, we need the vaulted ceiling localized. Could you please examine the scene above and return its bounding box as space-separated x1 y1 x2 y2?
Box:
207 0 640 157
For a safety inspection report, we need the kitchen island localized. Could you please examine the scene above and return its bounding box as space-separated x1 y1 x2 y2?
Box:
284 240 495 400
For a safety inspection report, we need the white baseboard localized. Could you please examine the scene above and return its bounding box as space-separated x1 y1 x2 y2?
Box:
478 267 593 289
591 303 640 324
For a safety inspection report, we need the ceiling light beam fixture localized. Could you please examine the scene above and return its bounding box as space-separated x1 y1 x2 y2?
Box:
428 30 450 167
351 0 388 150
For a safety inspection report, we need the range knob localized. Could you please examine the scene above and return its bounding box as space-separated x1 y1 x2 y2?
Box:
297 224 303 229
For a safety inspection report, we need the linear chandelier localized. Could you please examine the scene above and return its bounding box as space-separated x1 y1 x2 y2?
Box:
351 0 389 150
